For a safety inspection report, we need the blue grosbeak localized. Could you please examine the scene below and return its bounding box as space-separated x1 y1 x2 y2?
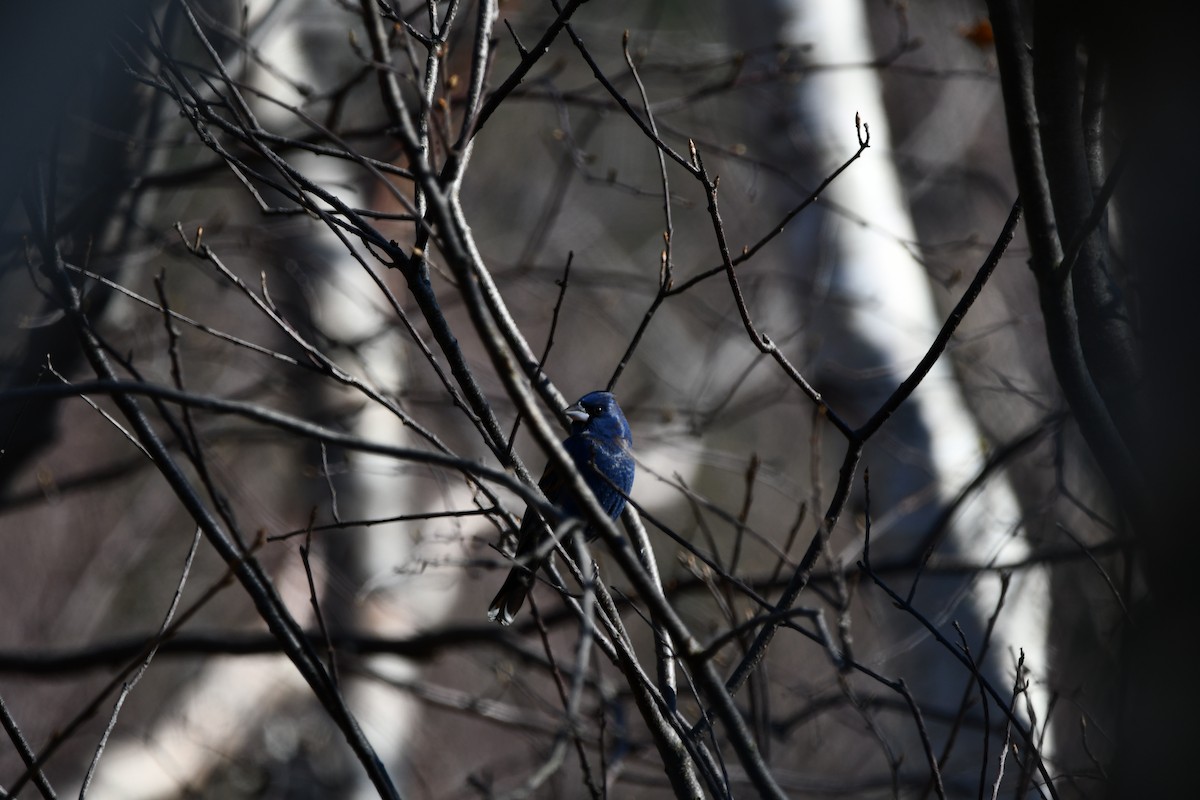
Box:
488 391 634 625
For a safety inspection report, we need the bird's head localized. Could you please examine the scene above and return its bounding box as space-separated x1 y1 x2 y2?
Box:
565 391 632 445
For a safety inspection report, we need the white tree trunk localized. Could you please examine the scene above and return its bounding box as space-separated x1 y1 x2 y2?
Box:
733 0 1053 779
77 2 451 795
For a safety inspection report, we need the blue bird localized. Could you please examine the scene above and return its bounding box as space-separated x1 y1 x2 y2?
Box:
488 391 634 625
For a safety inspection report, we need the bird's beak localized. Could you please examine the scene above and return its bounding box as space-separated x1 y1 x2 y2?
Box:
564 402 589 424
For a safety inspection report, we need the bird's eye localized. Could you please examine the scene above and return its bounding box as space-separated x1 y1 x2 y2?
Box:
586 404 600 416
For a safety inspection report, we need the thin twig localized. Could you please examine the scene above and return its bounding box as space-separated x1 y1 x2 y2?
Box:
0 693 57 799
78 528 203 798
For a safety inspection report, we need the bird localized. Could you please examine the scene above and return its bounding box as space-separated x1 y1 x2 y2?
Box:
488 391 634 625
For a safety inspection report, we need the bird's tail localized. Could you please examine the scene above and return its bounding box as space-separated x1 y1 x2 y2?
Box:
487 567 535 625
